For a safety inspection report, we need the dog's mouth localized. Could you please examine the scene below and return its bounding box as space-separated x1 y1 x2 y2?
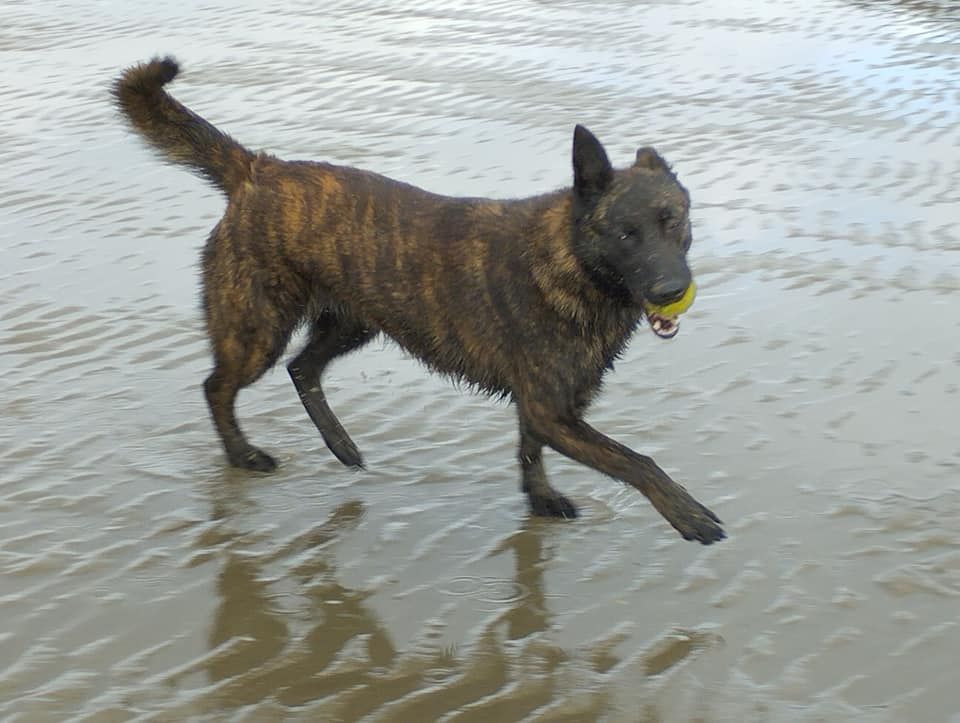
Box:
645 311 680 339
640 281 695 340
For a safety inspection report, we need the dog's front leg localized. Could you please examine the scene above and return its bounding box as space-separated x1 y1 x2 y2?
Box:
519 401 725 544
518 417 579 519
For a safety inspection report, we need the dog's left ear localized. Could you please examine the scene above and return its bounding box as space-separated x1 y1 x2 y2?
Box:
573 125 613 204
634 146 670 173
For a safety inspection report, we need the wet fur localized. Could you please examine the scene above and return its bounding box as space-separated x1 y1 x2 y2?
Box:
113 56 724 544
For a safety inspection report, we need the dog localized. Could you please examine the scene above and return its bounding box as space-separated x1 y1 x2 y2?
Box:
113 57 724 544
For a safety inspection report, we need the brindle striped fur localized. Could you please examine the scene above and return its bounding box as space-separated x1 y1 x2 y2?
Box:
113 56 724 544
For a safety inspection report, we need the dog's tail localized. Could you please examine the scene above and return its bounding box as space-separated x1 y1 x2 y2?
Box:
113 57 253 196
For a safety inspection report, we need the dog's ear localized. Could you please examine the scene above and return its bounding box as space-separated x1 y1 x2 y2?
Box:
573 125 613 204
634 146 670 173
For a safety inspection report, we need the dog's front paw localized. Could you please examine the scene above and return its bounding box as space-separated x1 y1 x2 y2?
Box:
647 477 725 544
669 495 725 545
528 491 579 519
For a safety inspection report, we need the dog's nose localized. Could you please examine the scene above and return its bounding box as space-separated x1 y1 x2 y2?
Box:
647 279 688 306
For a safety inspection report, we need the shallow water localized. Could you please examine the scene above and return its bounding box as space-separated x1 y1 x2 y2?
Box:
2 0 959 720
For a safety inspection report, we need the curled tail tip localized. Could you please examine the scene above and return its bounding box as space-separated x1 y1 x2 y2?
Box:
155 56 180 84
114 55 181 99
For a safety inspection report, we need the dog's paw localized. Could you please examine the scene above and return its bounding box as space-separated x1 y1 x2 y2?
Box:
326 434 364 469
528 491 579 519
229 447 278 473
670 497 725 545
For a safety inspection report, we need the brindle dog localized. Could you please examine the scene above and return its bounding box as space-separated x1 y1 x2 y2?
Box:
114 57 724 544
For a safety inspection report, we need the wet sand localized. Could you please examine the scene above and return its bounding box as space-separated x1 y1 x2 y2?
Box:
2 0 959 720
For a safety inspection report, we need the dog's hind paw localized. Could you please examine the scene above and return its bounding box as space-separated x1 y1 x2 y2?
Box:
325 434 364 469
228 446 278 473
529 492 579 519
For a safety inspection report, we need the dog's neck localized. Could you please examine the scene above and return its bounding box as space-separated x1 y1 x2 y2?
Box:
526 193 636 327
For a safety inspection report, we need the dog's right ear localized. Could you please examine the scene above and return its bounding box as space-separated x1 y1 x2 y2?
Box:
634 146 670 173
572 125 613 205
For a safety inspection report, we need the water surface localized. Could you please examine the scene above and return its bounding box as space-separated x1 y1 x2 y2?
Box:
2 0 959 720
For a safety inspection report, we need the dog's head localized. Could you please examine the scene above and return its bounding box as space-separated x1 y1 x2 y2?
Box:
570 125 693 339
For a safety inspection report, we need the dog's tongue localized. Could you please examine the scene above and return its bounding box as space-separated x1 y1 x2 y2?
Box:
647 312 679 339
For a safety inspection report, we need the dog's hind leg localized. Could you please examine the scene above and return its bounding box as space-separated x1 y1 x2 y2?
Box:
287 312 373 468
204 327 289 473
519 418 579 519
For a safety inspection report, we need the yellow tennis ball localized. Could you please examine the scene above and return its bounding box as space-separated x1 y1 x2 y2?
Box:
645 280 696 317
